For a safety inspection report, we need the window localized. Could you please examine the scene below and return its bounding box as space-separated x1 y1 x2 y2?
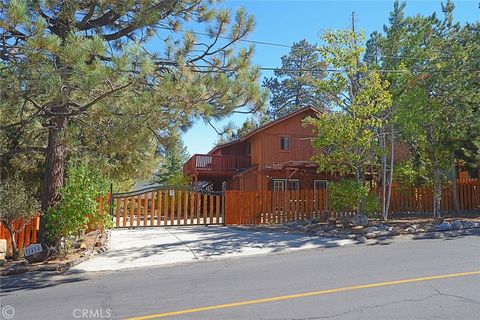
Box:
287 179 299 190
246 142 251 155
272 179 299 191
280 136 289 151
273 179 285 191
314 180 327 190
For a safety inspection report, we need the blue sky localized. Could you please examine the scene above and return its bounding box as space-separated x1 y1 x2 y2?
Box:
174 0 479 156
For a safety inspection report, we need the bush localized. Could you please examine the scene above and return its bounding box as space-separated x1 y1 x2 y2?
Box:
0 175 39 259
328 179 379 216
45 163 110 246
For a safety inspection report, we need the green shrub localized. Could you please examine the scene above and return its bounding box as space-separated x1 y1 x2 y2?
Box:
46 163 111 245
328 179 379 216
0 175 39 259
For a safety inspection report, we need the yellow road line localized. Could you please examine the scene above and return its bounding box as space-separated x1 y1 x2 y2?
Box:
126 270 480 320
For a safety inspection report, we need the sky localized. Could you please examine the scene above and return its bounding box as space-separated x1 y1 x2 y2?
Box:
164 0 479 156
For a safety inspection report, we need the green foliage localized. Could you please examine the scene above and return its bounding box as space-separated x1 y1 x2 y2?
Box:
0 174 39 258
155 138 191 187
328 179 379 215
306 29 392 180
263 39 327 119
1 0 267 212
45 163 110 243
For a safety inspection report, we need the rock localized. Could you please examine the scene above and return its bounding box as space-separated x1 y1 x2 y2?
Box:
365 232 378 239
328 217 337 225
364 226 379 234
365 229 394 239
435 222 453 231
286 221 300 227
24 243 49 264
351 226 365 234
451 220 464 230
347 234 357 239
356 236 367 242
461 221 475 229
350 214 369 227
94 241 103 247
415 228 425 233
405 227 416 234
0 239 6 260
321 224 334 231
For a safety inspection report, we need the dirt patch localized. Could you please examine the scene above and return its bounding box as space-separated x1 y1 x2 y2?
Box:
0 229 109 276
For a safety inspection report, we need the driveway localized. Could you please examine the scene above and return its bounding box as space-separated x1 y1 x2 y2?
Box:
72 226 354 272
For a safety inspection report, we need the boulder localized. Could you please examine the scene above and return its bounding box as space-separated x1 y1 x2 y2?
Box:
328 217 337 225
24 243 49 264
350 214 369 227
451 220 464 230
0 239 6 260
405 227 416 234
435 222 453 231
364 226 379 234
351 226 365 234
461 221 475 229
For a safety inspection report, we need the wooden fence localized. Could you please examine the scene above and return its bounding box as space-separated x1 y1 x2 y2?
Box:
226 179 479 225
110 188 224 228
388 178 479 213
0 216 40 255
225 189 335 225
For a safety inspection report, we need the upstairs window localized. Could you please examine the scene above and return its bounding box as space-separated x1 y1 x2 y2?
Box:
246 142 251 155
273 180 285 191
280 136 289 151
314 180 327 190
287 179 300 190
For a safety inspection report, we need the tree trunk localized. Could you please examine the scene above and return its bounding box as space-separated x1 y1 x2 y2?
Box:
359 170 366 215
432 166 442 219
449 156 460 212
6 225 18 260
380 133 387 221
385 126 395 221
38 113 69 243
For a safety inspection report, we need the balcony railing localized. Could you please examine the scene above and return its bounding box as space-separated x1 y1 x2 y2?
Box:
184 154 251 177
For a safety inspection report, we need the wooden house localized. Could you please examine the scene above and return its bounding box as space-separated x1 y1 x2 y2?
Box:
183 106 334 192
183 106 414 192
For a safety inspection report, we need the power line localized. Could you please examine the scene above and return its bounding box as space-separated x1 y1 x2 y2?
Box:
158 26 463 62
188 64 479 74
158 26 291 48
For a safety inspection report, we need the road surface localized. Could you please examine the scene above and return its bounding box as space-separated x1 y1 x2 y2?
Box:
1 230 480 320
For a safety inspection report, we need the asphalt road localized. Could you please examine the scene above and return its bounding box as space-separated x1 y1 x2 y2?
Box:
2 230 480 320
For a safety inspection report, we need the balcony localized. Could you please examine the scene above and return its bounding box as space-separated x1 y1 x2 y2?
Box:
183 154 252 178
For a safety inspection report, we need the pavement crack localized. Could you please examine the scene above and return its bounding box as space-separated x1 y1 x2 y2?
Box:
430 285 480 304
165 227 199 260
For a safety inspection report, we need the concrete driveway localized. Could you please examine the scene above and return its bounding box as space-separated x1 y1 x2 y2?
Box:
72 226 354 272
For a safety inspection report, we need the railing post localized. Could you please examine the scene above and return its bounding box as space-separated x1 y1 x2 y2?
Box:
222 181 227 226
109 183 114 217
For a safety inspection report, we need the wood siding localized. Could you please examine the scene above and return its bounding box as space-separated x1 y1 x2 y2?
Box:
252 109 318 169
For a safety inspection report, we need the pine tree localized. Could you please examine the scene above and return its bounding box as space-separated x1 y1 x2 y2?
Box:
263 39 327 119
0 0 266 242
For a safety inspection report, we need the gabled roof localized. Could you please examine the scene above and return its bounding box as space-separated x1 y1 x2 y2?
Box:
208 106 322 154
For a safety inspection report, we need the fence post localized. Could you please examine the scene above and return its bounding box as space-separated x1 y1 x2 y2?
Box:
222 181 227 226
109 183 114 217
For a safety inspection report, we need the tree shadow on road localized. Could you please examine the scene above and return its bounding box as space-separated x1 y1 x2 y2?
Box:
0 271 89 296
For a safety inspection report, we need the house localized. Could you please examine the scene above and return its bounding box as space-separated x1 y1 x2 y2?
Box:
183 106 335 192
